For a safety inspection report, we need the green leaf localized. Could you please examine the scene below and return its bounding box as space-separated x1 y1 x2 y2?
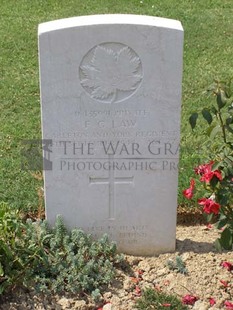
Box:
214 238 222 252
225 124 233 134
225 79 232 98
219 213 227 221
42 234 54 243
189 112 198 129
205 213 214 223
209 125 222 139
215 218 228 230
0 262 4 277
212 162 222 170
227 166 233 175
226 155 233 161
224 157 233 166
210 176 220 188
0 240 13 259
211 106 218 115
202 109 213 124
219 227 233 250
228 103 233 113
206 123 216 136
0 278 12 295
217 91 227 109
226 117 233 125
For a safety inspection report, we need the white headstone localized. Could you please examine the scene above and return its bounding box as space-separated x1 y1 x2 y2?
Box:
38 14 183 256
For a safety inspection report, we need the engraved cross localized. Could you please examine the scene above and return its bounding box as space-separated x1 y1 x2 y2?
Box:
89 165 134 220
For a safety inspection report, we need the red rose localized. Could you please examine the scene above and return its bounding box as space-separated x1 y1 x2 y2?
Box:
194 161 214 175
213 169 223 180
220 280 229 287
209 297 216 306
195 161 222 183
198 198 220 215
224 301 233 309
182 294 198 305
200 169 222 182
182 179 195 199
221 261 233 272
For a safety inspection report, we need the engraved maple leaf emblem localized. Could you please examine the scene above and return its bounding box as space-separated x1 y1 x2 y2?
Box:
80 45 142 103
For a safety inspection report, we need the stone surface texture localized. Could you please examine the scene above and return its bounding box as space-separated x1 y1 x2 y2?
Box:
39 14 184 255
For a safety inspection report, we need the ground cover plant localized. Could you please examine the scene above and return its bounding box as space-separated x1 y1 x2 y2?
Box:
135 288 188 310
0 202 123 299
166 255 188 274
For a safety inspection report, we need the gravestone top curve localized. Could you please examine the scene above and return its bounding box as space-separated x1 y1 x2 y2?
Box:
38 14 183 34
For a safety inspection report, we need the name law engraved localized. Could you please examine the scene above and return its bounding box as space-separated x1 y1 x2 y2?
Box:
39 15 184 255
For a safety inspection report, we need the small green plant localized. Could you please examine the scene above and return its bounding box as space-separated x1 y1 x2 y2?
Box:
166 256 188 275
27 216 123 297
135 288 188 310
184 78 233 250
0 204 123 298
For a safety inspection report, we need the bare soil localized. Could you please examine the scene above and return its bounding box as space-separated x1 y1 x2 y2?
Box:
1 223 233 310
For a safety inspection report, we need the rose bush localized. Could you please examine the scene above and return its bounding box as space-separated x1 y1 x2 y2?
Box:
183 78 233 250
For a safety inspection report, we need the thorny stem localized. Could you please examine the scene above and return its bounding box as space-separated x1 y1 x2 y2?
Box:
215 84 228 144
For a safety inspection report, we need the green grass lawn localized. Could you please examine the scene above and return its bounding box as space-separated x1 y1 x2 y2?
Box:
0 0 233 212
